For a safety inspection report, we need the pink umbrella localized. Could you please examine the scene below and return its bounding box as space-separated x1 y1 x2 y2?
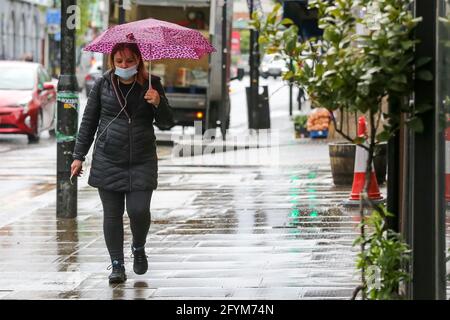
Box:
84 18 216 87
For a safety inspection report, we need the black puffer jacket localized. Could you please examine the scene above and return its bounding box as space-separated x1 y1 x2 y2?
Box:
73 70 173 192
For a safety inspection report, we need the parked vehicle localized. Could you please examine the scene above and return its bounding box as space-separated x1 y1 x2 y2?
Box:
237 53 250 75
84 61 103 96
76 50 103 91
0 61 56 143
130 0 238 135
260 54 289 79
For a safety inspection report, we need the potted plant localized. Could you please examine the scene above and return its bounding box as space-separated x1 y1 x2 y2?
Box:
329 140 387 186
293 115 309 138
252 0 431 299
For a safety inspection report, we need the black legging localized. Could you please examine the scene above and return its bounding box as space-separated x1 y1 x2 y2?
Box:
98 189 153 263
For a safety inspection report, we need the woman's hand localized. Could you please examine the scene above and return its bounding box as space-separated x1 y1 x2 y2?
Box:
71 160 84 178
144 88 160 107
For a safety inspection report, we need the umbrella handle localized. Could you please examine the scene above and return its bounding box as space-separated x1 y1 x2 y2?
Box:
148 60 152 90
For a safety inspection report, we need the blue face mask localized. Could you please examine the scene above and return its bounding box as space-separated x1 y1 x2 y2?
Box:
115 64 138 80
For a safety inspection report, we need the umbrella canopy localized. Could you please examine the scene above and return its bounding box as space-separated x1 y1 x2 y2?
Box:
84 18 216 61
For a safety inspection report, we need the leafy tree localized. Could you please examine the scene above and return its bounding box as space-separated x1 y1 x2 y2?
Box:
77 0 98 47
251 0 433 299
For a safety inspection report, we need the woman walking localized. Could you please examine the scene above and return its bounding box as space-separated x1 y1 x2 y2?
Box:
71 42 173 284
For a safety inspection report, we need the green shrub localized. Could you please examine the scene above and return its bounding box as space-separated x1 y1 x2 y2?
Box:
294 115 308 127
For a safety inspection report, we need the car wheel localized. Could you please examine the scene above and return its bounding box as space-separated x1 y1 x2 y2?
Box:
262 74 268 79
28 112 43 144
49 127 56 137
49 111 56 137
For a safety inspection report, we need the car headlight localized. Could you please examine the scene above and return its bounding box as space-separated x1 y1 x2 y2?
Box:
24 115 32 128
261 66 269 72
18 99 31 114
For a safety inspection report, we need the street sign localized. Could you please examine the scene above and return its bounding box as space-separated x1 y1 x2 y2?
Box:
46 9 61 25
47 9 61 34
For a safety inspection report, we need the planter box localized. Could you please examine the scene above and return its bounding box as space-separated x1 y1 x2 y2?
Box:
328 142 387 186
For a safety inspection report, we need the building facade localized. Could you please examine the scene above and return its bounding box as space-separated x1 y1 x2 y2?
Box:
0 0 48 63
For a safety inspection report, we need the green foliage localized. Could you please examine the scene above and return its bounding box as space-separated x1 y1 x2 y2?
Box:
354 206 411 300
293 115 308 127
77 0 97 47
251 0 427 300
252 0 431 144
249 3 301 66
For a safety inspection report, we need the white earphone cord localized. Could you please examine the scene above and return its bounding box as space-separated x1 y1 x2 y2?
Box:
93 78 137 154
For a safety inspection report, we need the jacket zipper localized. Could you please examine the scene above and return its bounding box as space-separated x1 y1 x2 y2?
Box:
111 74 134 191
129 116 132 192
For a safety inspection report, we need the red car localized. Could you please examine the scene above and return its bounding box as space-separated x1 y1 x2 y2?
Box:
0 61 56 143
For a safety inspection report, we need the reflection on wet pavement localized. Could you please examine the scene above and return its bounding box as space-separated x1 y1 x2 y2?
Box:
1 162 444 300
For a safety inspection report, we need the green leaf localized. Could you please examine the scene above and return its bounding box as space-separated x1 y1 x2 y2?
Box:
415 103 433 113
267 47 280 55
315 63 324 77
282 71 294 80
392 74 408 84
401 40 415 50
280 18 294 25
382 50 397 58
353 137 366 145
416 57 432 68
273 2 282 12
417 69 433 81
376 130 391 142
285 38 297 54
258 35 269 45
388 82 406 92
407 117 424 133
323 28 340 43
367 67 382 74
323 70 337 78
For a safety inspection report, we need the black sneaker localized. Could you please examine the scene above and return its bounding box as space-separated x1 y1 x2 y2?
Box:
107 260 127 284
131 245 148 275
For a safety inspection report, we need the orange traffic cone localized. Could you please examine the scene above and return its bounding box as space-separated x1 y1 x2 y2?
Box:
343 116 384 207
445 127 450 202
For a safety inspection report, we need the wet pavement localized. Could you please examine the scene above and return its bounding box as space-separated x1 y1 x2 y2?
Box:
0 140 372 300
0 131 173 229
0 80 448 300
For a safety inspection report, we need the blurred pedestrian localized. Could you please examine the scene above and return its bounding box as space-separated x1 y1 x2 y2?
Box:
71 42 173 284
